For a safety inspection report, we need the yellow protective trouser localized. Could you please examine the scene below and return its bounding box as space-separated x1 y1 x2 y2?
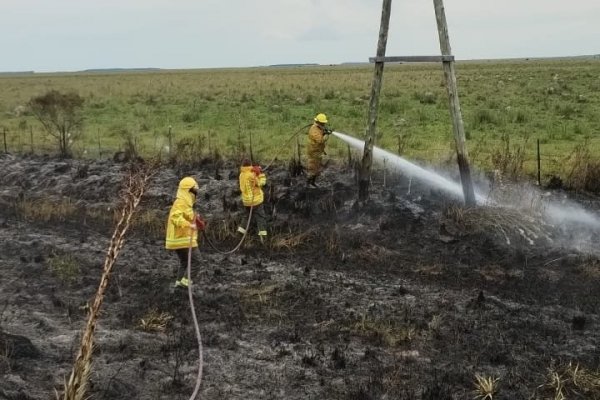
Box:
307 154 323 178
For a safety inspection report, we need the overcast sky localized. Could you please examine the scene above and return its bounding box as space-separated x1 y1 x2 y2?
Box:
1 0 598 72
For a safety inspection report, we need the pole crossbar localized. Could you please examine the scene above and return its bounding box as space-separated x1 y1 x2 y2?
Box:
369 55 455 63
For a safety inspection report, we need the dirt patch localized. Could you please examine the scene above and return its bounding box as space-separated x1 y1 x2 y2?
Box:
1 154 599 399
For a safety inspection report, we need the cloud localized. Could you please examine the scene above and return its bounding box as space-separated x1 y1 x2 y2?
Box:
298 24 342 41
0 0 598 71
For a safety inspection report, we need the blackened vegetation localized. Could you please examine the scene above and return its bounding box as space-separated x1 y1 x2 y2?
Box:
0 155 600 399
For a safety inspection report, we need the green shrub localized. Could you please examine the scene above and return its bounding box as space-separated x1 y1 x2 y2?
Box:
555 103 578 119
323 89 336 100
471 109 499 128
380 100 402 114
508 109 528 124
181 108 202 123
414 91 437 105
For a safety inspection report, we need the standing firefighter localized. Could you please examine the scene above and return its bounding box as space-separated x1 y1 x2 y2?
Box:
165 177 206 288
237 159 268 243
306 113 331 187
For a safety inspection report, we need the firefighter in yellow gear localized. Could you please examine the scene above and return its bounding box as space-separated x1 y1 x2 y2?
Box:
306 113 331 187
165 176 205 288
237 159 268 242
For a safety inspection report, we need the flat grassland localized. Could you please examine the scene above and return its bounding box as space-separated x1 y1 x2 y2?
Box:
0 59 599 178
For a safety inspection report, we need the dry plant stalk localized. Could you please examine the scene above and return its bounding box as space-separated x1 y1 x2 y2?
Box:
538 362 600 399
271 229 313 250
473 374 499 399
59 165 154 400
139 309 174 332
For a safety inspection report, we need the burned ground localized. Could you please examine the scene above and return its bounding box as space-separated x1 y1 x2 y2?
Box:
0 153 599 399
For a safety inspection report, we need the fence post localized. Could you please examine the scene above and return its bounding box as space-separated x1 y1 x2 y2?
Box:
3 128 7 153
30 126 34 154
296 136 301 163
97 128 102 157
249 130 254 163
168 125 173 158
537 139 541 186
347 144 352 169
383 158 387 187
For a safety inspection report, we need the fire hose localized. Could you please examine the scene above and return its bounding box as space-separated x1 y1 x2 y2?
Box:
262 123 311 171
201 205 253 255
186 233 203 400
183 195 255 397
183 123 325 397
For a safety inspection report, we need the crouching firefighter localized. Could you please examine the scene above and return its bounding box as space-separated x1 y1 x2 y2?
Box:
165 177 206 289
237 159 268 243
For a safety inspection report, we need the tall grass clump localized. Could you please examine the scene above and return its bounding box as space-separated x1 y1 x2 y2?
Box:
471 109 499 129
59 164 154 400
566 140 600 192
48 253 80 284
16 198 78 223
491 132 529 180
536 362 600 399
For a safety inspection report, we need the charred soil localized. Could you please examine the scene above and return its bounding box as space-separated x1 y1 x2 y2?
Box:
0 154 599 399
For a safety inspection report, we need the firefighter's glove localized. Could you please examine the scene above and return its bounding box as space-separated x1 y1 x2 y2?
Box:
323 127 333 135
194 215 206 231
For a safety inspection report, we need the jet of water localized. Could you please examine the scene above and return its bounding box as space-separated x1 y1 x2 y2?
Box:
332 130 600 232
332 131 487 203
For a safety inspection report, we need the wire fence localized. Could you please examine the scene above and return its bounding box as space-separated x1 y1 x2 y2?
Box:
334 135 600 189
3 125 600 185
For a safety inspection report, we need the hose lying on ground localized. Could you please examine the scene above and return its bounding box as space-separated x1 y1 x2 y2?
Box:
204 124 309 254
202 205 253 255
184 202 255 397
186 234 203 400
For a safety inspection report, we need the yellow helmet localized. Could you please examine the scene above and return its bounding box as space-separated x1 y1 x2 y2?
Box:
314 113 328 124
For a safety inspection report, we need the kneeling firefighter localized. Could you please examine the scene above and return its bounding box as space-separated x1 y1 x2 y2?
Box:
306 113 332 187
165 177 206 288
237 159 268 242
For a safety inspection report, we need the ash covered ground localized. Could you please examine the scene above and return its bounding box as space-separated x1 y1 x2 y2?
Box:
0 154 599 399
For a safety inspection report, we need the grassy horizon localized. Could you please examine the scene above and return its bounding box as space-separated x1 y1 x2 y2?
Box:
1 59 599 181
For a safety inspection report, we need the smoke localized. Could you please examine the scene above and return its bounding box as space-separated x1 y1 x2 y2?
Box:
332 130 600 256
544 202 600 229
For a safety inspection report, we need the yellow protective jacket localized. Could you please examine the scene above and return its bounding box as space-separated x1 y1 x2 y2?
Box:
239 166 266 207
165 177 198 250
307 123 326 158
307 123 326 176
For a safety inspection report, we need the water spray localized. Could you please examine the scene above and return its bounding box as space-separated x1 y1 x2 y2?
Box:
330 130 600 252
332 131 487 203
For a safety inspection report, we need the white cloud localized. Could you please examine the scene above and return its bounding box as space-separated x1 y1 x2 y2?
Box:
0 0 598 71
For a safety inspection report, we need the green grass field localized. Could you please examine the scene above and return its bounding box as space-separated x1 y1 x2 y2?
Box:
1 59 599 180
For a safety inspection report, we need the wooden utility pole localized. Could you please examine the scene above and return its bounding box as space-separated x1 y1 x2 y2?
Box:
359 0 392 201
433 0 476 206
